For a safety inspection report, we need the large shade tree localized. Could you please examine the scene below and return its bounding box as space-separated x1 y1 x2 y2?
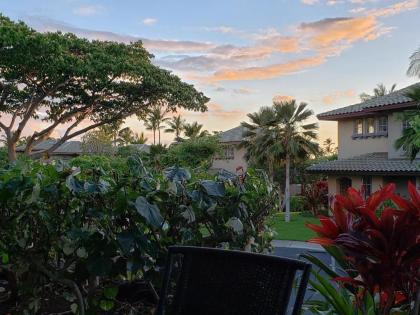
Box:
242 100 319 222
0 15 208 161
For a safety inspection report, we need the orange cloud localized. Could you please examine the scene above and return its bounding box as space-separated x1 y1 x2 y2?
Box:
321 90 355 105
272 95 294 103
208 54 326 82
369 0 418 17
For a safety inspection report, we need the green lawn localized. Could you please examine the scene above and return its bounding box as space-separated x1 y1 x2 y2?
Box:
266 212 320 241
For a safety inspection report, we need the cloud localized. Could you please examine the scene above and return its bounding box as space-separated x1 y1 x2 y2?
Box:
73 5 103 16
207 54 326 82
301 0 319 4
272 95 294 103
368 0 418 17
233 88 256 94
142 18 157 26
321 90 355 105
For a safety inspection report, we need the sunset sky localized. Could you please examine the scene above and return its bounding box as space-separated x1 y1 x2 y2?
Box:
1 0 419 145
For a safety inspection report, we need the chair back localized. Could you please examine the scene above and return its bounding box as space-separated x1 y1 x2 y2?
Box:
156 246 311 315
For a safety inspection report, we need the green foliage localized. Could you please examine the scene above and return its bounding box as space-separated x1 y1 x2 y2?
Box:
161 136 221 169
0 147 7 168
290 195 305 212
0 14 208 161
0 156 275 313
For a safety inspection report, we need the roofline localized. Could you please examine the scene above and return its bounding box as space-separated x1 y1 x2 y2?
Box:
306 169 420 176
318 101 417 121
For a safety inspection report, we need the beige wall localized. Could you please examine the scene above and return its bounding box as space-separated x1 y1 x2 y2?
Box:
337 112 417 159
212 145 248 173
327 175 383 197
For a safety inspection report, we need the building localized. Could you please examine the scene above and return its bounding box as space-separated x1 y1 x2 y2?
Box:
212 126 248 173
16 139 83 160
307 83 420 198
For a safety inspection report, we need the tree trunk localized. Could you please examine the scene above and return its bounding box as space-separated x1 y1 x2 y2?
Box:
153 129 156 145
285 154 291 222
7 141 17 162
158 129 161 145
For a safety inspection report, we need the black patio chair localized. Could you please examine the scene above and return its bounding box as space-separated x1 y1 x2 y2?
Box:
155 246 311 315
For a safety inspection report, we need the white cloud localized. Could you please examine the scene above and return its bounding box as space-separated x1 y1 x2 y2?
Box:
73 5 103 16
301 0 319 5
142 18 157 26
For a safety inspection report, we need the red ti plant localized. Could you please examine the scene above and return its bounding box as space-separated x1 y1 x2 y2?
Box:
306 182 420 315
302 180 329 216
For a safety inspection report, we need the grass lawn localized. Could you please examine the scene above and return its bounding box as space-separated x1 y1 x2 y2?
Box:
266 212 320 241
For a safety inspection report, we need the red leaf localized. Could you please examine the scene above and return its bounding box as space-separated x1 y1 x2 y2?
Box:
307 237 334 246
305 223 328 236
319 216 340 238
367 183 395 210
407 181 420 210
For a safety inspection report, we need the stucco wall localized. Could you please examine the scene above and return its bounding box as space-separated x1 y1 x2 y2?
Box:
337 119 388 159
337 112 415 159
212 145 248 173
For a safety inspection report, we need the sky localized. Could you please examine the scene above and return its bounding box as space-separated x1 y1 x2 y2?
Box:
1 0 419 145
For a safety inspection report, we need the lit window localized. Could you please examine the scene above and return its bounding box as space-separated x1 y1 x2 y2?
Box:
377 116 388 133
354 119 363 135
362 176 372 199
366 118 375 134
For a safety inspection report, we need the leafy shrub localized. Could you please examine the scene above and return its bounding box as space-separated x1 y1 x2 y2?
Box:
305 183 420 315
0 147 7 168
290 195 305 212
0 156 275 314
301 180 328 216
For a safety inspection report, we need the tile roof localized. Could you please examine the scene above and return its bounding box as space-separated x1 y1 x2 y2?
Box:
318 82 420 120
218 126 247 143
16 139 82 155
307 152 420 174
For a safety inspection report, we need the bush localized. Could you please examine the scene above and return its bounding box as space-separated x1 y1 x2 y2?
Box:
0 156 275 314
301 180 328 216
290 195 305 212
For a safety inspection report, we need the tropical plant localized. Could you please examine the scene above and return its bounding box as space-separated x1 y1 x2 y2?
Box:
183 121 209 138
305 183 420 315
143 106 169 145
0 156 276 314
301 180 328 216
407 46 420 77
241 100 319 222
323 138 337 155
81 128 115 154
0 15 208 161
360 83 397 101
132 131 148 144
165 115 186 141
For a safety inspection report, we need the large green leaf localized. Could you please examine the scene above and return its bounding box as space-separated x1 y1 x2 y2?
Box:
163 166 191 182
200 180 225 197
66 175 84 193
134 196 163 228
226 217 244 234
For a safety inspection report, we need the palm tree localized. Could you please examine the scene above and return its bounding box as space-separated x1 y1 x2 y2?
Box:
407 46 420 77
242 100 319 222
323 138 336 155
360 83 397 101
183 122 209 138
143 107 169 145
165 115 185 141
132 132 148 144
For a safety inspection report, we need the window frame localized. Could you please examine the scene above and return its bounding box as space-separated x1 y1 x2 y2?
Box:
353 119 363 136
377 116 388 134
366 117 375 134
362 176 372 199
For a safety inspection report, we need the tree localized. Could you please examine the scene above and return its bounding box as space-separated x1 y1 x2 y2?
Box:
81 129 114 154
0 15 208 161
142 106 169 145
323 138 336 155
132 132 148 144
407 46 420 77
242 100 319 222
395 48 420 161
359 83 397 101
165 115 185 141
183 122 209 138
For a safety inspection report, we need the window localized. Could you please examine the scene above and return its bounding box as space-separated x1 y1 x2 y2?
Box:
354 119 363 135
377 116 388 133
402 119 411 130
218 145 234 160
366 118 375 134
338 177 352 195
362 176 372 199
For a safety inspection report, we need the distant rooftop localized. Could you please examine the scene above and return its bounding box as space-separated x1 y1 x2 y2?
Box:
218 126 247 143
16 139 82 156
318 82 420 120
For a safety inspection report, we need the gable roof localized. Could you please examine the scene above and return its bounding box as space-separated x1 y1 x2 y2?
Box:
218 126 247 143
318 82 420 120
16 139 82 155
307 152 420 175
